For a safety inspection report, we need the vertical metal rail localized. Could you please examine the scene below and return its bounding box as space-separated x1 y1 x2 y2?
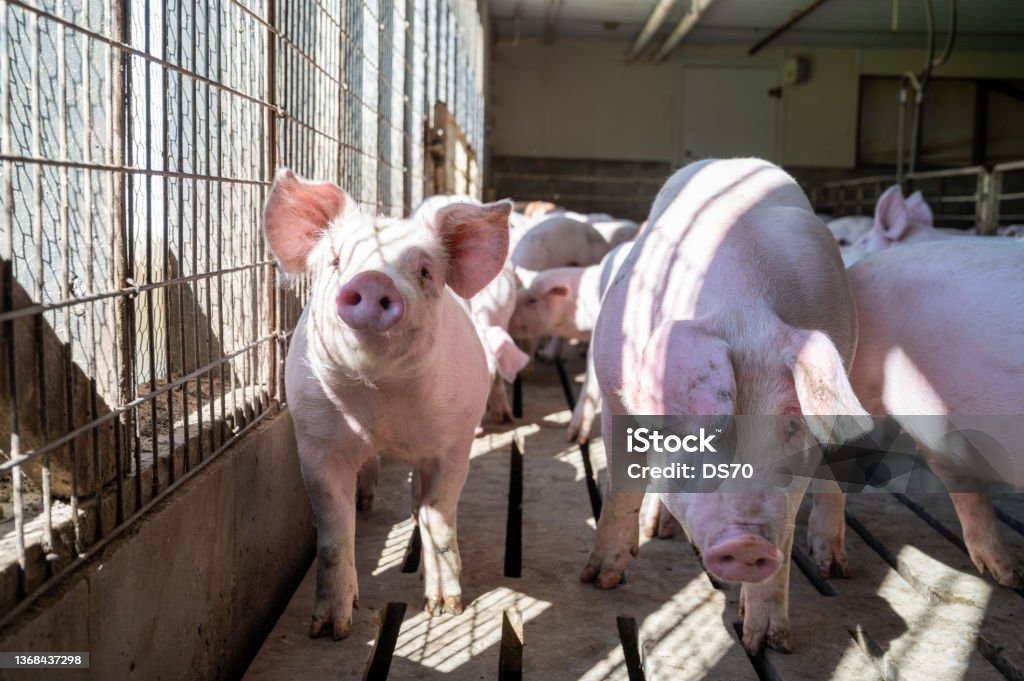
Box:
503 432 523 578
554 356 602 521
0 0 27 589
28 3 53 568
498 609 524 681
265 0 278 403
361 602 407 681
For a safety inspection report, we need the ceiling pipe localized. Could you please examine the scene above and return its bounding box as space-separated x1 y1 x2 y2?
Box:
626 0 679 61
748 0 831 55
654 0 718 63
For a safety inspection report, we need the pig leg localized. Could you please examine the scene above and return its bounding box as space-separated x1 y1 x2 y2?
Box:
416 452 470 615
580 490 643 588
948 491 1022 588
356 455 380 511
738 529 795 654
300 443 362 640
581 406 643 588
567 343 601 444
807 493 849 578
487 373 514 423
923 450 1023 588
641 495 681 540
538 335 563 362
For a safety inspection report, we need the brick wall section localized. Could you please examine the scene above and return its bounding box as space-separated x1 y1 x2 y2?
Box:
490 156 672 222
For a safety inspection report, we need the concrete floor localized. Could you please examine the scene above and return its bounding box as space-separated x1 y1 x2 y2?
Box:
242 356 1024 681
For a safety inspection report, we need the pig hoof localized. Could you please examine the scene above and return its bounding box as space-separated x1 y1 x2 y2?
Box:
808 539 849 579
474 426 485 438
592 569 624 589
741 625 792 656
657 515 679 539
991 566 1024 590
566 425 580 443
424 596 462 615
444 595 464 615
766 628 793 654
813 552 849 579
966 542 1022 588
309 615 351 640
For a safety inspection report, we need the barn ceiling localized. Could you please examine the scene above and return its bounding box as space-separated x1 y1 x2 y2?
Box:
488 0 1024 52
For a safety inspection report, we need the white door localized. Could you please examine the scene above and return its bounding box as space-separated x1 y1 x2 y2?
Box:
677 66 781 165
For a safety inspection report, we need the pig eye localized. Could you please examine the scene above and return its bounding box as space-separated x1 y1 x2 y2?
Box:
330 256 340 268
785 417 802 435
420 265 432 281
525 296 537 305
837 238 849 246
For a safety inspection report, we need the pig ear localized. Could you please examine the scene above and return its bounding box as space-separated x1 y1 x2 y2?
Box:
433 200 512 298
873 185 910 241
542 283 570 298
630 321 735 415
264 168 348 274
784 329 873 445
905 190 934 226
488 329 530 382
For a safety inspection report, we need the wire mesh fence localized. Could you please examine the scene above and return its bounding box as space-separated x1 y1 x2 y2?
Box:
0 0 485 621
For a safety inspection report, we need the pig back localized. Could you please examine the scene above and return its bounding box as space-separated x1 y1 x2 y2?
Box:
594 159 857 398
848 240 1024 418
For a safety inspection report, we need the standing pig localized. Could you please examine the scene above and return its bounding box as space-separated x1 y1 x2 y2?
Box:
264 169 511 639
414 195 529 423
511 216 611 274
810 239 1024 589
582 158 871 654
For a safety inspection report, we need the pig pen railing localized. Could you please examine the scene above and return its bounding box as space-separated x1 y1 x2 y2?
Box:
809 161 1024 234
0 0 486 626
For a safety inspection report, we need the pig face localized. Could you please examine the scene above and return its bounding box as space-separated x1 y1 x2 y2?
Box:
507 273 575 340
264 169 511 379
630 321 870 585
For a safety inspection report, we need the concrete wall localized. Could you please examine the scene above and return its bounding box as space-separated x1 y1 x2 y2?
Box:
490 38 1024 170
0 410 314 681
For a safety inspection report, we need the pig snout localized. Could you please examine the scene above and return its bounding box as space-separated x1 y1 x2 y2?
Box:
703 529 782 584
336 271 405 332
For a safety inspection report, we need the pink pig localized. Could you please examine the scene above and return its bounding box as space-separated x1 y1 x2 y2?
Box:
263 170 511 639
810 239 1024 589
511 215 611 272
505 242 634 443
414 195 529 424
582 158 871 654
